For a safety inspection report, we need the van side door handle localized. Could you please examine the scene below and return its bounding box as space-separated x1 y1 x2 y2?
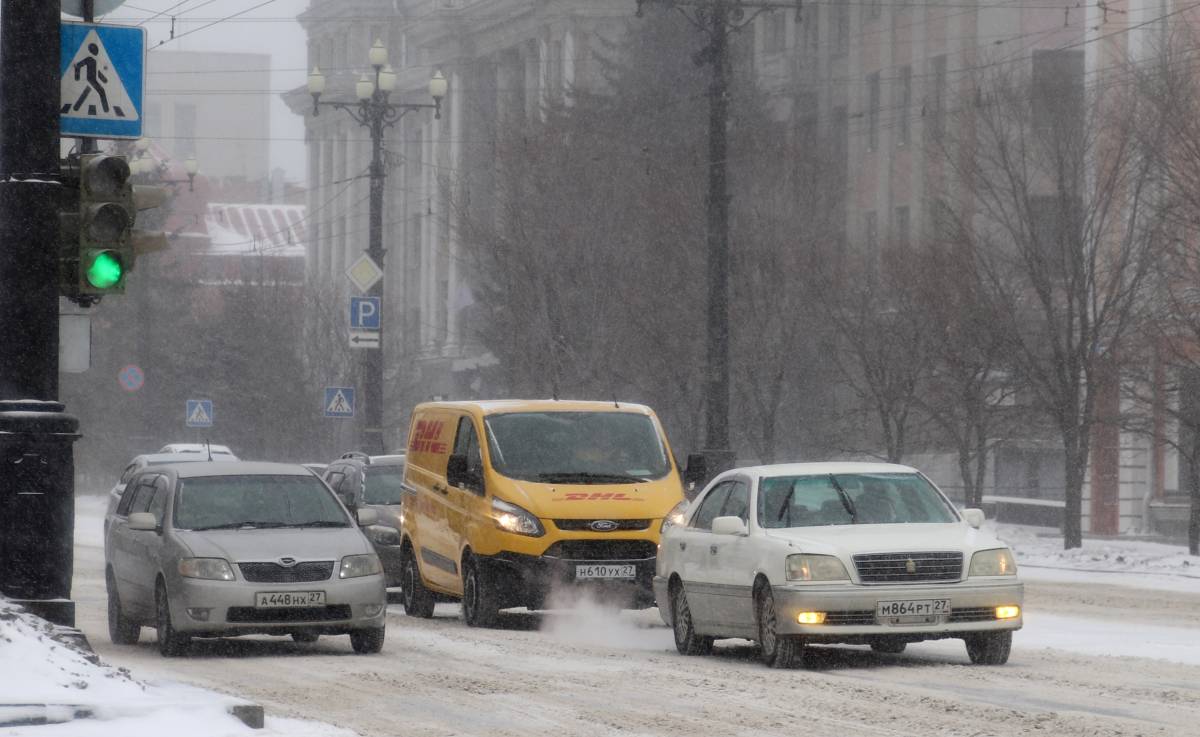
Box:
679 541 687 551
433 483 448 495
710 545 719 555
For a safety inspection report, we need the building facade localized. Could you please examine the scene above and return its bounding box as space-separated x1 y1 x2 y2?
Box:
745 2 1194 536
286 0 630 449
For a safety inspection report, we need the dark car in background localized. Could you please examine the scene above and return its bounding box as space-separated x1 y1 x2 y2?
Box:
323 452 406 586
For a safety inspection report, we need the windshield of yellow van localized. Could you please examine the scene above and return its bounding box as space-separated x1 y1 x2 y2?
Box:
484 411 671 484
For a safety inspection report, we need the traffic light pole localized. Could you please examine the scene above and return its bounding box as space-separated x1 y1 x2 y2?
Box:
0 1 81 627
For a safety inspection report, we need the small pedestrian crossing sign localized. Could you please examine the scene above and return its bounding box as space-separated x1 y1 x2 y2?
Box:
60 22 145 139
324 387 355 418
185 399 214 428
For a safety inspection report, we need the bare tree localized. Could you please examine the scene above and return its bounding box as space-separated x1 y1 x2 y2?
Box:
939 61 1164 548
909 238 1022 508
813 249 937 464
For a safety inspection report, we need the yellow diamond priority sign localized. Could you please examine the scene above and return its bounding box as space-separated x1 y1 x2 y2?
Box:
346 253 383 293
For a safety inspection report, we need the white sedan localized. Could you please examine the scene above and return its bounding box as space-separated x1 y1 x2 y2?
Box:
654 462 1023 668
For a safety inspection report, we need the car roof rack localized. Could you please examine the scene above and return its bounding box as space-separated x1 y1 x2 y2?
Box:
339 450 371 463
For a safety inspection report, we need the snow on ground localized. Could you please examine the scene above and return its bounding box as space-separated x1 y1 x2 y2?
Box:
990 520 1200 593
0 597 356 737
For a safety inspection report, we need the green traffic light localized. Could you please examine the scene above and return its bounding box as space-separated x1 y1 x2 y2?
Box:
86 250 124 289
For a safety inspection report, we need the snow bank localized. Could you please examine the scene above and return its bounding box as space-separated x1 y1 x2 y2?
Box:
0 598 356 737
989 521 1200 592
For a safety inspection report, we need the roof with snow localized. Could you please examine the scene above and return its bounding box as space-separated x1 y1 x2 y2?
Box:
203 203 307 257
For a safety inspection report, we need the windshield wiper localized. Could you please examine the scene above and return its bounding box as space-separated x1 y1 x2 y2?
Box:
293 520 348 528
534 472 648 484
828 475 858 523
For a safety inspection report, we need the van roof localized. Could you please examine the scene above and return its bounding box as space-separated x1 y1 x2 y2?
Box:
414 399 655 416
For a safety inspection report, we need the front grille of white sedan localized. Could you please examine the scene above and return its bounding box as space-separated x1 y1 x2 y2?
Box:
851 551 964 583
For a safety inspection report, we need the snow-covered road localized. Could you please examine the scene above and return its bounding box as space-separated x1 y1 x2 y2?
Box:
70 497 1200 737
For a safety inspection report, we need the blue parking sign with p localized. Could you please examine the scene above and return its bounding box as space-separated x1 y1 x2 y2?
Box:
350 297 381 330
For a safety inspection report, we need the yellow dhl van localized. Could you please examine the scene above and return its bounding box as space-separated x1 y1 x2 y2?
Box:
398 399 689 626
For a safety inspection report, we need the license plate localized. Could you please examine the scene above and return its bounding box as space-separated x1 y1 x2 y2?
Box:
575 564 636 579
255 591 325 608
876 598 950 618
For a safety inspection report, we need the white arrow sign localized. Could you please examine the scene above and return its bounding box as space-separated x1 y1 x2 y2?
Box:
349 330 381 349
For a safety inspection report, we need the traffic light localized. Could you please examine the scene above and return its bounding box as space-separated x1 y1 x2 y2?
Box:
58 153 170 304
78 153 133 295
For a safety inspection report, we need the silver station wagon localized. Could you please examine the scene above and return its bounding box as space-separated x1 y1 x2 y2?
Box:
104 461 387 656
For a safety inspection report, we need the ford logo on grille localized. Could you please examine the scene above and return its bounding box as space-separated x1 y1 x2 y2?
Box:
278 557 298 567
589 520 619 532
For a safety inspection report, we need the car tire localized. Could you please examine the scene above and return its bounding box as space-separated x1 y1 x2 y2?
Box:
756 584 803 669
401 547 436 619
349 626 385 654
462 557 500 628
106 571 140 645
964 631 1012 665
670 582 714 656
155 580 190 657
292 632 319 644
870 639 907 655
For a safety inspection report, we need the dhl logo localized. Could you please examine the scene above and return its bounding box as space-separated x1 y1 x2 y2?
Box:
562 492 640 501
409 419 449 454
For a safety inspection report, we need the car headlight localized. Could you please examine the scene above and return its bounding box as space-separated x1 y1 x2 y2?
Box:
660 500 689 533
785 554 849 582
339 553 383 579
366 525 401 546
492 498 544 537
178 557 235 581
969 548 1017 576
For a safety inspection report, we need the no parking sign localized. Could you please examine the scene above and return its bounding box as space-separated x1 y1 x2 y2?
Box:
117 364 144 392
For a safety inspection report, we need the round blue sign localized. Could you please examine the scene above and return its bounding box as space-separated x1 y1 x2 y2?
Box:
118 364 144 392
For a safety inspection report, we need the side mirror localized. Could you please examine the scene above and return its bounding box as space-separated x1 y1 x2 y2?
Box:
128 512 157 531
357 508 379 526
711 516 748 536
963 508 985 529
683 453 707 498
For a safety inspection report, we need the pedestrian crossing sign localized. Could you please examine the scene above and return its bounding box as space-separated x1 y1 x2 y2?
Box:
60 22 145 139
185 399 214 428
324 387 355 418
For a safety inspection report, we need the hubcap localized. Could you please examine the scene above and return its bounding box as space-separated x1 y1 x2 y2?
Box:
760 591 777 653
464 570 477 619
674 592 689 641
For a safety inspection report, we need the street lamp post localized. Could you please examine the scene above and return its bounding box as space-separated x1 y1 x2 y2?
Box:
307 42 447 454
128 137 200 191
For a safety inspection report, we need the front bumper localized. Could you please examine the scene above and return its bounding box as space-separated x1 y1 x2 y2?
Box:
771 579 1024 638
168 573 386 636
484 551 657 609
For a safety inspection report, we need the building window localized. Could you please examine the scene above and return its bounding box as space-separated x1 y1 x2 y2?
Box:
801 7 819 56
893 206 910 251
763 11 786 53
897 65 912 146
835 1 849 55
174 103 196 158
832 105 848 194
867 72 880 151
1032 49 1084 135
929 55 947 139
864 211 879 273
